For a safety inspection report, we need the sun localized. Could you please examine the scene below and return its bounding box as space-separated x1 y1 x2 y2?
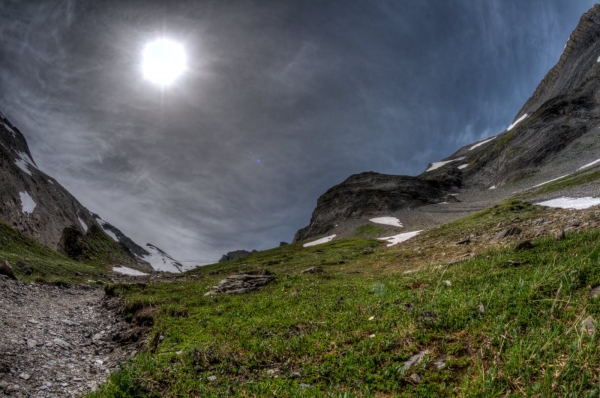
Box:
142 39 187 86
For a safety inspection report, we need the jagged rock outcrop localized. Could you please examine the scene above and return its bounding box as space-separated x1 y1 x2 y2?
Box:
219 249 258 263
294 171 455 242
295 5 600 242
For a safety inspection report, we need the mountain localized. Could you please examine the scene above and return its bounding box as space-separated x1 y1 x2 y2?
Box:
0 109 152 270
295 5 600 242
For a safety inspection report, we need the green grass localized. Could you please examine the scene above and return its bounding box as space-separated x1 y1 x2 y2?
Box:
90 201 600 397
354 224 384 237
0 220 111 284
525 168 600 197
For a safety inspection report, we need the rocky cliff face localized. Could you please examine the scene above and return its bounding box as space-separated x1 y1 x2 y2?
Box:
0 110 148 268
295 4 600 242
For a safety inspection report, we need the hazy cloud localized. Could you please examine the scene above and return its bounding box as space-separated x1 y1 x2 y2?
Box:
0 0 595 261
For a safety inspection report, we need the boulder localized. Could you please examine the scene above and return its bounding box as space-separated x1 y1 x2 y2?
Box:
0 261 16 280
15 262 33 275
204 274 274 295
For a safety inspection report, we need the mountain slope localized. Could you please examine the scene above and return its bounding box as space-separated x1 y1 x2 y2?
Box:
295 5 600 242
0 110 150 270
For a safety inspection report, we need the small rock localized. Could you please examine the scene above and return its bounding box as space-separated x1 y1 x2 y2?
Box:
590 286 600 298
301 267 324 274
368 316 375 321
504 260 521 266
266 368 280 376
418 311 437 325
403 349 429 371
279 242 289 247
15 262 33 275
581 316 596 336
27 319 39 324
207 375 217 382
433 356 448 370
409 373 421 383
291 290 299 297
443 280 452 287
53 338 71 349
494 227 521 240
514 240 533 251
18 373 30 381
299 383 312 389
75 272 83 276
456 237 470 245
362 248 375 255
403 302 414 311
0 261 16 280
26 339 37 348
477 303 485 315
554 229 566 242
290 371 301 378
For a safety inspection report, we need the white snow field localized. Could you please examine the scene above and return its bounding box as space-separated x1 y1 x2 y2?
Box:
13 150 37 176
426 157 466 172
536 197 600 210
507 114 529 131
303 234 336 247
577 159 600 171
138 244 183 273
458 164 469 170
469 137 496 151
378 230 422 247
369 217 403 227
112 266 148 276
19 191 36 214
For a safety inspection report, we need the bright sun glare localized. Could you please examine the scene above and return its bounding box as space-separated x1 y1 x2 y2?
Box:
142 39 187 86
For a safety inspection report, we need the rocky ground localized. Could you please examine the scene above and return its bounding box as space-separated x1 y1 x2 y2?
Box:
0 277 147 397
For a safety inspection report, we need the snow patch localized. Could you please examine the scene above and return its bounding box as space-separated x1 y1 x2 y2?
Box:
112 267 148 276
489 186 497 190
378 230 422 247
138 244 183 273
95 219 119 242
577 159 600 171
303 234 336 247
48 179 53 184
469 136 496 150
458 164 469 170
78 217 88 232
532 174 570 188
426 157 465 172
2 121 16 137
536 197 600 210
14 150 37 176
507 114 528 131
19 192 36 214
369 217 403 227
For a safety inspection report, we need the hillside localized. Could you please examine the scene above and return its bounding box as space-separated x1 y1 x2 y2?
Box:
295 5 600 244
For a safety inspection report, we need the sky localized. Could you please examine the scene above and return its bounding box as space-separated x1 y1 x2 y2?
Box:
0 0 596 262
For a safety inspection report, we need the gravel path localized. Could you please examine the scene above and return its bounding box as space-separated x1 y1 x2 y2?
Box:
0 276 142 397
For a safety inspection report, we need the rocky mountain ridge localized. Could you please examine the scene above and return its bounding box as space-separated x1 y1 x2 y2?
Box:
0 109 184 271
295 4 600 242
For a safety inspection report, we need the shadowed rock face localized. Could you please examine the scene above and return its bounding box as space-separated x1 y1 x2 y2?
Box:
294 171 455 242
295 4 600 242
219 249 258 263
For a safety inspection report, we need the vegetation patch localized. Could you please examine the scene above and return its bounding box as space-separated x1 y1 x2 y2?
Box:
89 201 600 397
354 224 384 237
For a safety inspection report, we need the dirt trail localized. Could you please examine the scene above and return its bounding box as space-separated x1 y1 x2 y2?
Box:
0 276 142 397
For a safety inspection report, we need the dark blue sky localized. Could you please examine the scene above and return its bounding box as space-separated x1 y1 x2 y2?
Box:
0 0 596 261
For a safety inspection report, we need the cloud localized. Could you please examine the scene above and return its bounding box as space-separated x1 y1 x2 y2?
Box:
0 0 595 261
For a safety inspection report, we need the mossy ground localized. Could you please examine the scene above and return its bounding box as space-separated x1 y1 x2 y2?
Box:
90 201 600 397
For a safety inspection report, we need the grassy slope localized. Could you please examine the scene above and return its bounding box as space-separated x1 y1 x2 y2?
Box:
0 220 117 283
92 202 600 397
